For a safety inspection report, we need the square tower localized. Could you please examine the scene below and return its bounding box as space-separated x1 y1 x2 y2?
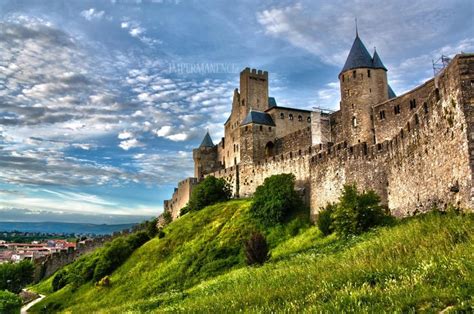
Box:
239 68 269 119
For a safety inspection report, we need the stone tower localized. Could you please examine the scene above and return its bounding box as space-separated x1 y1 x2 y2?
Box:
193 131 219 179
239 110 276 165
339 32 389 145
239 68 269 119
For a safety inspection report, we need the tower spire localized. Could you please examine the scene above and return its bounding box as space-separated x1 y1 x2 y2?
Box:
355 17 358 37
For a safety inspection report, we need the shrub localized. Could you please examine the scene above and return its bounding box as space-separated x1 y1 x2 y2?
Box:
188 176 231 211
93 232 149 282
157 229 166 239
317 203 336 236
52 270 68 292
250 174 303 226
162 211 172 225
180 205 190 216
0 290 22 314
331 184 388 237
244 232 270 266
146 218 158 238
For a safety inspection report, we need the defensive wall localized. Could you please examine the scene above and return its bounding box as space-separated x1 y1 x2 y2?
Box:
210 54 474 219
164 54 474 222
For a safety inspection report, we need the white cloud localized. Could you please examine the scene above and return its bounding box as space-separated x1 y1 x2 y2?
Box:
118 130 133 139
155 125 172 137
80 8 105 21
119 138 143 150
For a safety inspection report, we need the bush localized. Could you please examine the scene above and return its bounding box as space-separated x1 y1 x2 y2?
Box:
188 176 231 211
180 205 190 216
157 229 166 239
0 290 22 314
244 232 270 266
331 185 389 237
250 174 303 226
317 203 335 236
146 218 158 238
162 211 172 225
93 232 149 282
52 270 68 292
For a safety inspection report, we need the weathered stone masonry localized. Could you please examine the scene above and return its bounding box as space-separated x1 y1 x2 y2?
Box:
163 32 473 222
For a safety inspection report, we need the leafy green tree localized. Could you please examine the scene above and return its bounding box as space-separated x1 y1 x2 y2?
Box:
250 174 303 226
188 176 231 211
0 290 22 314
0 260 34 293
331 184 388 237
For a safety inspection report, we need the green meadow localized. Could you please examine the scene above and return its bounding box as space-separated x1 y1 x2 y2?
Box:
30 199 474 313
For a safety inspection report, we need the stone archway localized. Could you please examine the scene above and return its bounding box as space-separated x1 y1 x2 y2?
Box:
265 141 275 158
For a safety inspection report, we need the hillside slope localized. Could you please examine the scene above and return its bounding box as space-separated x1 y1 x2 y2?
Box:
31 201 473 313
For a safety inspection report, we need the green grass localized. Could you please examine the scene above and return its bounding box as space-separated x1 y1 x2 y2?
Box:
30 200 474 313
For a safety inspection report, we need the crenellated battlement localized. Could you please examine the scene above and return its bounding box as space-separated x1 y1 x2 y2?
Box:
241 67 269 78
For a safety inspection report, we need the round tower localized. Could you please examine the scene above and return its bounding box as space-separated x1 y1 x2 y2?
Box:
339 33 388 145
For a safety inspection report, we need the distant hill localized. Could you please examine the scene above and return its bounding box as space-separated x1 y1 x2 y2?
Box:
0 221 137 235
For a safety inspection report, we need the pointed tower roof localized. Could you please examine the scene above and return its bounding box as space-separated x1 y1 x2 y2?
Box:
388 84 396 99
199 131 214 148
372 48 387 71
340 34 374 73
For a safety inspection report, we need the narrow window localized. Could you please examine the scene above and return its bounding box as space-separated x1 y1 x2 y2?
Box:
307 116 311 123
352 70 356 78
280 112 284 119
352 116 358 128
245 126 248 131
242 99 245 106
269 126 272 131
415 114 419 125
379 110 386 120
298 115 303 121
423 102 429 113
394 104 401 115
289 114 293 121
342 75 345 82
259 125 263 131
367 69 371 77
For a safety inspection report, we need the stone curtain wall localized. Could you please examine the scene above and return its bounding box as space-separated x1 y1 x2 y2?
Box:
310 54 474 218
310 143 389 220
373 79 435 143
33 237 110 282
163 177 198 219
387 54 474 215
239 150 312 202
274 127 312 156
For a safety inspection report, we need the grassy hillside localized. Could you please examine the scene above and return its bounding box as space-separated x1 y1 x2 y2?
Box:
31 200 473 313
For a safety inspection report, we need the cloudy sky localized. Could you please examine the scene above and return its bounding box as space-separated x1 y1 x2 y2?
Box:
0 0 473 224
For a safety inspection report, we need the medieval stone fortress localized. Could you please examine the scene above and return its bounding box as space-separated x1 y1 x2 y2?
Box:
164 32 474 221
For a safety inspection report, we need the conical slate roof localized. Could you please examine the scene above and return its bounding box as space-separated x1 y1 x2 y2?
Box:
340 35 374 73
241 110 275 126
372 49 387 71
199 131 214 147
388 85 396 99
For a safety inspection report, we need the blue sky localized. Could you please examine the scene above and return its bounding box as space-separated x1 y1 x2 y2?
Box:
0 0 473 224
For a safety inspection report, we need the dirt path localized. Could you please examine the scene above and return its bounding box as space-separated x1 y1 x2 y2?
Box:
20 291 45 314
